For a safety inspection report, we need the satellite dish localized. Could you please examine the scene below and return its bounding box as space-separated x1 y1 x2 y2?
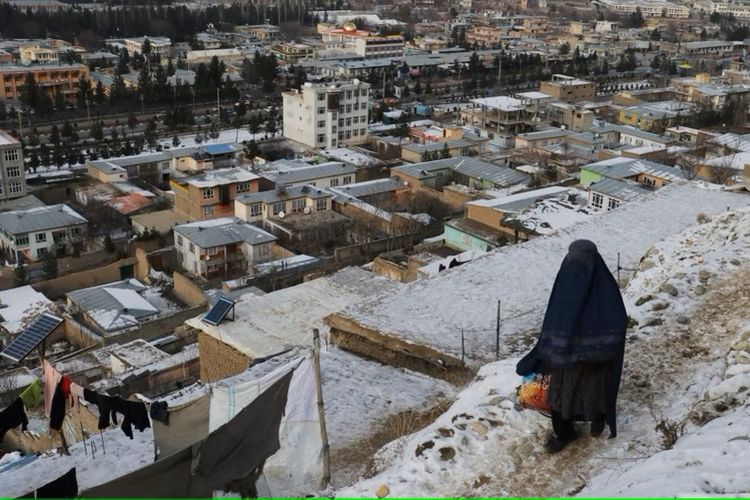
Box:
278 211 286 218
304 207 311 214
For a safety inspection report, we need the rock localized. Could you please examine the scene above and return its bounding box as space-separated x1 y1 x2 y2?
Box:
488 396 504 406
437 427 455 438
627 317 639 329
517 440 535 455
652 302 670 311
641 317 664 328
676 316 691 325
694 285 707 296
730 259 741 266
699 270 711 283
375 484 390 498
660 283 679 297
415 440 434 457
635 295 655 306
469 421 489 437
640 259 656 271
439 446 456 461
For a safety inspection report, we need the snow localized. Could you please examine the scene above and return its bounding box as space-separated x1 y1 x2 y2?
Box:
102 287 158 313
0 285 55 334
334 183 747 365
420 248 488 276
158 128 269 149
0 422 155 498
322 147 379 166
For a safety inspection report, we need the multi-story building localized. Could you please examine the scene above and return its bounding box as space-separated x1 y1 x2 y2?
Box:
173 217 276 280
283 80 370 149
460 96 535 148
539 74 596 104
0 63 89 100
19 45 59 65
259 161 357 188
597 0 689 17
235 24 282 41
0 131 26 201
186 48 244 67
466 26 504 47
235 184 334 223
271 42 316 63
171 167 261 220
0 204 88 263
124 37 171 57
320 23 404 59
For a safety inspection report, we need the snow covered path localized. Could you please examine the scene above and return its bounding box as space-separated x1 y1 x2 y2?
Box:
338 207 750 497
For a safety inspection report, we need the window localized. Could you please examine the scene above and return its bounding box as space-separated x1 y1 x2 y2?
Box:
346 104 352 113
345 131 351 139
35 233 47 243
37 247 48 258
346 90 352 99
352 130 358 137
607 198 619 210
15 234 28 246
9 183 22 194
338 118 344 127
316 199 327 211
189 242 195 253
202 188 214 199
591 193 603 209
346 118 352 126
353 117 359 124
360 89 367 96
353 103 359 111
3 149 19 162
316 134 326 144
343 175 352 184
317 107 325 114
6 165 21 178
202 205 214 217
292 198 305 213
272 201 285 215
176 235 183 246
330 178 340 187
250 203 262 217
236 182 251 193
207 246 221 255
317 93 325 101
71 227 81 237
317 120 325 128
338 132 344 141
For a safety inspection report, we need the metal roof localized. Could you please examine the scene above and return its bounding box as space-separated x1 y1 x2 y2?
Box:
588 178 651 202
235 184 332 205
392 157 529 188
0 204 87 236
327 178 408 199
582 158 686 182
261 162 356 185
174 217 277 249
67 279 158 332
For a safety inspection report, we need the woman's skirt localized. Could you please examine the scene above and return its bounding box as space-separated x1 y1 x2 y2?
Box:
547 362 608 421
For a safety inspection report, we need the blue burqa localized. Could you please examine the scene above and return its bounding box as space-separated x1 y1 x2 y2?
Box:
517 239 628 436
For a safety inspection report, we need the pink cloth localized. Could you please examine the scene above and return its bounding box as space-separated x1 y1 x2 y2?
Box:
43 360 62 418
69 382 84 409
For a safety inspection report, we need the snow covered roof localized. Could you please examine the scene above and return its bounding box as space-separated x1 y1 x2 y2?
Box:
467 186 571 209
589 177 651 202
235 185 332 205
0 204 87 235
327 177 409 200
471 95 525 111
329 183 747 365
0 285 54 335
581 157 686 182
185 267 401 359
174 217 276 248
261 162 356 185
67 279 162 332
183 167 260 188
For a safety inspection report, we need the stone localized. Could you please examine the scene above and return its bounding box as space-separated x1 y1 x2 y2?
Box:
439 446 456 461
437 427 455 438
640 259 656 271
469 421 489 437
488 396 504 406
375 484 390 498
730 259 741 266
676 316 691 325
635 295 655 306
627 317 639 329
699 270 711 283
641 317 664 328
415 440 434 457
694 285 707 296
517 440 535 455
652 302 670 311
660 283 679 297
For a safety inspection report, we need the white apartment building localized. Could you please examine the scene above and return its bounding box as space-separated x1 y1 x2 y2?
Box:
598 0 690 17
0 131 26 201
0 204 88 263
283 80 370 149
20 46 59 65
124 37 171 57
708 1 750 18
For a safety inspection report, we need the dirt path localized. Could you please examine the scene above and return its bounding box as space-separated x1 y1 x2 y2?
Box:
492 265 750 497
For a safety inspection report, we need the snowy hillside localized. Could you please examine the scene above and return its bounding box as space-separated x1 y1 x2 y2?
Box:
337 205 750 497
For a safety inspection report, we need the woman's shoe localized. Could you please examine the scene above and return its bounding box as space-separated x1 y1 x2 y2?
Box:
591 420 605 437
545 435 576 453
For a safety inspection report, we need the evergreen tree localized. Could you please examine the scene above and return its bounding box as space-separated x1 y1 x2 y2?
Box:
13 264 28 286
20 73 39 109
77 75 90 107
50 125 60 145
128 111 138 131
90 121 104 141
54 88 66 111
43 251 58 278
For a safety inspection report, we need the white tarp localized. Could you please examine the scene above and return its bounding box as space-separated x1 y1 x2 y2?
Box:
208 355 324 496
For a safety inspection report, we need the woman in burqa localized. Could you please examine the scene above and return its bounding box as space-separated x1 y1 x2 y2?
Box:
516 239 628 453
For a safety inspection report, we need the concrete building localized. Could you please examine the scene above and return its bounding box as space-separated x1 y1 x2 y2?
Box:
259 161 357 188
579 157 686 189
171 167 261 220
235 185 334 223
283 80 370 149
235 24 282 41
124 37 171 57
19 45 59 65
320 23 404 59
0 204 88 263
271 42 316 63
173 217 276 280
0 63 89 100
597 0 689 17
460 96 534 148
587 177 650 212
0 131 26 201
539 74 596 103
186 48 244 67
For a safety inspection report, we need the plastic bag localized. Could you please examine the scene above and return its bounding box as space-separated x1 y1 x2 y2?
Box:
517 372 551 415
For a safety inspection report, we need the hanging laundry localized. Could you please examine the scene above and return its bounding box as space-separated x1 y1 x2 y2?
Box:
49 381 66 431
35 467 78 498
69 382 84 407
82 371 294 497
82 388 149 439
0 398 29 439
18 379 41 410
43 360 61 418
149 400 169 425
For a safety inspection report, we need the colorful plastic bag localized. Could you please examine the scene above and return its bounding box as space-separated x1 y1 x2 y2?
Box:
517 372 551 414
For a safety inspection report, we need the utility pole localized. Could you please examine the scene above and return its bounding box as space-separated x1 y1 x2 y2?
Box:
216 87 221 124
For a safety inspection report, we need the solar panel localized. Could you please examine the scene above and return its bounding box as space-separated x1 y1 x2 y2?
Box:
1 313 63 363
203 297 235 326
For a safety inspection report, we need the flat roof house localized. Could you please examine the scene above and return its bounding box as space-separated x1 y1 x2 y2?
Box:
259 161 357 189
579 157 686 189
174 217 277 280
171 167 261 220
0 204 87 263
